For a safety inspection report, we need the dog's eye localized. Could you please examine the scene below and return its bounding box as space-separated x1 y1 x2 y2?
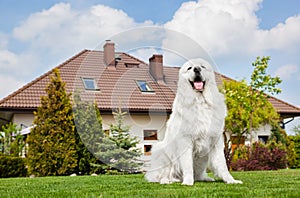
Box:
187 67 192 71
201 65 206 69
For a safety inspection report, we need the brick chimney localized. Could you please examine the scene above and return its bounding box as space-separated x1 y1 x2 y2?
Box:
149 54 164 83
103 40 115 69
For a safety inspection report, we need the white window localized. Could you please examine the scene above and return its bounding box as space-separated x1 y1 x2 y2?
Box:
136 80 154 92
82 78 99 91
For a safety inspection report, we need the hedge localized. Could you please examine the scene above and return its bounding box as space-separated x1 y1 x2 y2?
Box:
0 155 27 178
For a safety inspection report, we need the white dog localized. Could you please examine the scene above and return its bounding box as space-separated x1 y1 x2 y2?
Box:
145 59 242 185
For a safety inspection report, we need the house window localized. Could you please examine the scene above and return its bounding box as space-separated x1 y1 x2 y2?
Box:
258 135 269 144
144 130 158 141
136 80 154 92
125 63 139 68
144 145 152 156
82 78 99 91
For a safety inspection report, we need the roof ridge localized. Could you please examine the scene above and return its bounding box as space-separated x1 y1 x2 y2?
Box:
119 52 146 65
0 49 89 105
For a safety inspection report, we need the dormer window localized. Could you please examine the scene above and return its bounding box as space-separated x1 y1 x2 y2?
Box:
136 80 154 92
82 78 99 91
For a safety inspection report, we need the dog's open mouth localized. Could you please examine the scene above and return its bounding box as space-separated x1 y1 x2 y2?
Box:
190 76 205 92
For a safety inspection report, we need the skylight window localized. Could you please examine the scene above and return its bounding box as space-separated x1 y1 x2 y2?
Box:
136 80 154 92
82 78 99 91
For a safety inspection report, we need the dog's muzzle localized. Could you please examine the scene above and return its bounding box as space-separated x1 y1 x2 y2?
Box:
190 67 205 92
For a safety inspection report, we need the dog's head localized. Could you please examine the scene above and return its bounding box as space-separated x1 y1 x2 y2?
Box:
179 58 215 93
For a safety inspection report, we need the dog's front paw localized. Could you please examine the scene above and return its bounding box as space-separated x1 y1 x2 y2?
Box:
182 177 194 186
225 179 243 184
160 178 172 184
198 176 215 182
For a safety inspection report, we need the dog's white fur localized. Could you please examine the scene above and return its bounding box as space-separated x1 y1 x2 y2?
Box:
145 59 242 185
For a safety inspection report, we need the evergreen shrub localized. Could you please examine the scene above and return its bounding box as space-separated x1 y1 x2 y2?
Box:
0 155 27 177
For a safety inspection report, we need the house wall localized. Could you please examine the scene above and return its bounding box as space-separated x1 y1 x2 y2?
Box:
11 111 168 155
245 124 272 145
101 113 168 151
12 111 273 147
13 113 35 128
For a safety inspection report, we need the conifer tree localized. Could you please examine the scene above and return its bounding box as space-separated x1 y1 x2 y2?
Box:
95 107 142 173
27 69 77 176
73 93 105 174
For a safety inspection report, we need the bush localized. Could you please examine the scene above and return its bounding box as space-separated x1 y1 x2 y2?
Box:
231 142 287 171
0 155 27 177
289 135 300 168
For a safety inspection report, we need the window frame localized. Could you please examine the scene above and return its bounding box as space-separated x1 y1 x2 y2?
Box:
144 144 152 156
143 129 158 141
135 80 154 93
81 77 100 91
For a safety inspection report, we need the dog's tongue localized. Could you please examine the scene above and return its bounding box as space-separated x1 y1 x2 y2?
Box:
194 81 204 90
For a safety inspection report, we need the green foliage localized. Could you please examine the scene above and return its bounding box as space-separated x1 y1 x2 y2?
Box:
73 93 105 174
286 136 297 168
1 123 25 157
250 56 282 95
94 107 142 173
0 155 27 177
27 69 77 176
1 170 300 197
223 80 279 139
223 56 281 148
293 125 300 136
289 126 300 168
269 125 287 145
110 107 139 150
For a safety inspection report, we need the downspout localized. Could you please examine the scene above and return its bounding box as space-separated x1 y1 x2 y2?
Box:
280 117 294 129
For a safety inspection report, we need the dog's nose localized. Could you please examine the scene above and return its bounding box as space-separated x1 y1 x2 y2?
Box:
194 66 201 74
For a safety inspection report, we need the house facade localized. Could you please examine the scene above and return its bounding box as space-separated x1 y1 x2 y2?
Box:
1 41 300 160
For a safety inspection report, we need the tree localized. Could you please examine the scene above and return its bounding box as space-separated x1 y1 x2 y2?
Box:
223 80 279 166
94 107 142 173
248 56 282 144
222 56 282 165
27 69 77 176
223 80 279 144
73 93 105 174
0 123 24 156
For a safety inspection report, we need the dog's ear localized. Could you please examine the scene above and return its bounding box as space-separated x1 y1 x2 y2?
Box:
203 84 214 106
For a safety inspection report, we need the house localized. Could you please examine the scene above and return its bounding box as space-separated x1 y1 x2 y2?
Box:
1 40 300 159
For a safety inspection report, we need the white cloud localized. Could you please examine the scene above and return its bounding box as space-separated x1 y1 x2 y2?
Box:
0 75 25 99
274 64 299 80
12 3 153 55
164 0 300 57
0 33 8 50
262 15 300 51
0 50 39 76
0 50 18 68
165 0 263 55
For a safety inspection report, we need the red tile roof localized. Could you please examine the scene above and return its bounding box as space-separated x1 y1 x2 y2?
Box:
0 50 300 117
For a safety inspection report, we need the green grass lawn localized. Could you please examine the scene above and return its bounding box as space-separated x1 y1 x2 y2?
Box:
1 169 300 198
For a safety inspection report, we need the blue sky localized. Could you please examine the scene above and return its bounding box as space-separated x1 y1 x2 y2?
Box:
0 0 300 133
